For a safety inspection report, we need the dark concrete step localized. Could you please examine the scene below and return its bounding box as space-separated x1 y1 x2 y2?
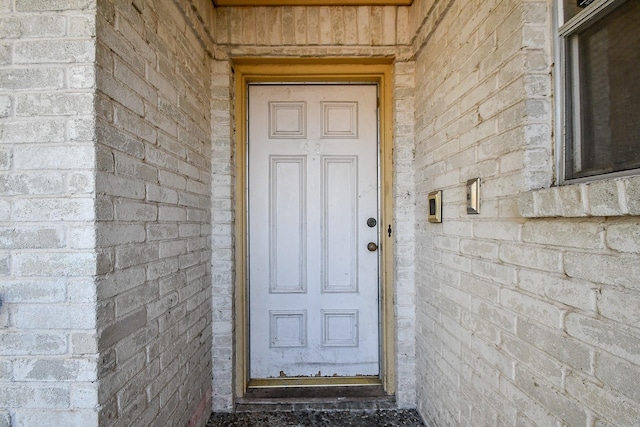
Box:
235 384 395 412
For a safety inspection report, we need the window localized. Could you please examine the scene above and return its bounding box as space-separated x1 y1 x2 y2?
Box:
557 0 640 182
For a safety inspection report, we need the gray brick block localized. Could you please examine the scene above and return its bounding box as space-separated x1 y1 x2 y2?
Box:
0 227 63 249
14 39 95 64
15 0 96 12
606 221 640 253
0 173 64 196
566 313 640 366
0 95 11 118
13 146 94 170
0 332 67 356
1 119 66 143
16 93 94 116
0 279 66 303
12 198 94 222
13 303 96 330
13 251 96 277
12 358 96 382
98 308 146 349
0 68 65 91
0 15 66 39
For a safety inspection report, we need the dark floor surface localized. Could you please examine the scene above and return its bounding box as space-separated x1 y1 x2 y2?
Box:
207 409 425 427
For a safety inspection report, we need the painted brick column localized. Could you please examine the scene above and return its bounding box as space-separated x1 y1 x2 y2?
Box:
210 58 234 412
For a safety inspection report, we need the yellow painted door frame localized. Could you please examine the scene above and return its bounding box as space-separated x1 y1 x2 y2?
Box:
232 58 396 398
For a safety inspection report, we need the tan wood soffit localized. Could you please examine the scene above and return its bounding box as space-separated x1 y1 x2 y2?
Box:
214 0 412 6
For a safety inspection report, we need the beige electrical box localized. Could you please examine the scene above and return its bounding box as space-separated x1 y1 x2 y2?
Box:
428 190 442 223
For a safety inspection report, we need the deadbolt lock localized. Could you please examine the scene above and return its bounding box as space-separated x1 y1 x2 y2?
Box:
367 217 377 227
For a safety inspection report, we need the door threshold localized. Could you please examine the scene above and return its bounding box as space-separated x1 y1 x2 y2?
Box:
238 383 395 412
245 384 387 400
249 376 380 389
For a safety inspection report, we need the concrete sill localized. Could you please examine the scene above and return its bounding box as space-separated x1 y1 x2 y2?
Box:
518 175 640 218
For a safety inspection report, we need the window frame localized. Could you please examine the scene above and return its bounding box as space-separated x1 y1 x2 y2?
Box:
555 0 640 184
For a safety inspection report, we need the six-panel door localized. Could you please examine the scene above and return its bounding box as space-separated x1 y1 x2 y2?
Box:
248 84 380 379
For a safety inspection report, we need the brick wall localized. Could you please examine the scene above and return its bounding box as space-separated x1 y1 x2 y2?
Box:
0 1 99 425
95 0 213 425
5 0 639 424
412 0 640 425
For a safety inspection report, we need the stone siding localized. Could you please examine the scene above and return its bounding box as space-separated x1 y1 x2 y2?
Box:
0 1 99 425
95 0 213 426
412 0 640 426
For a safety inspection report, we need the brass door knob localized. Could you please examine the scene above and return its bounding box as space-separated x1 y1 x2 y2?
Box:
367 242 378 252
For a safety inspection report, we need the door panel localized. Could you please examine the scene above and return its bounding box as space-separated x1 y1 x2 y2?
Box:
248 84 379 379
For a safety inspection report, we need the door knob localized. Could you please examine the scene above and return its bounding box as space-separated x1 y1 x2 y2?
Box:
367 242 378 252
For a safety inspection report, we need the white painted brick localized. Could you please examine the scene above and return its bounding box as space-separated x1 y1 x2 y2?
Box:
14 39 95 64
16 93 93 116
13 304 96 329
597 288 640 329
566 313 640 365
565 371 640 427
0 227 63 249
587 179 624 216
518 269 595 312
499 243 563 273
71 332 98 355
66 171 96 195
0 68 65 91
499 377 562 426
0 279 67 303
605 221 640 253
470 258 517 286
14 0 95 12
473 220 521 242
13 146 94 170
0 332 68 356
12 358 96 382
68 14 96 38
501 288 563 329
501 334 563 388
0 119 66 143
565 252 640 290
514 366 587 426
0 95 11 118
13 252 96 277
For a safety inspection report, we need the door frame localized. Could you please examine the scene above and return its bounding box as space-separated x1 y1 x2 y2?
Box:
233 58 395 398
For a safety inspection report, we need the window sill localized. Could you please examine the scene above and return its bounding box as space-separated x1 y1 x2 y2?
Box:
518 175 640 218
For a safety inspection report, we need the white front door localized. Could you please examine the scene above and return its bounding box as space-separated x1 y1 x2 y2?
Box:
248 84 380 379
